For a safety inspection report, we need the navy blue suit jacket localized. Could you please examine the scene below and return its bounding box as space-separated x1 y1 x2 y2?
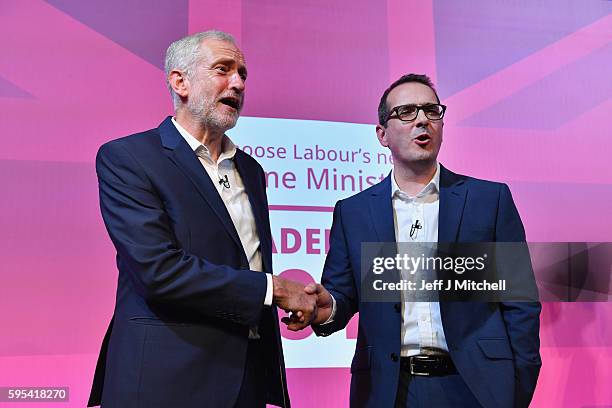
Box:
88 117 289 407
313 166 541 408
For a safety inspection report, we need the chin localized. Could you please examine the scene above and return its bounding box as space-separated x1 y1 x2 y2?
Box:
210 114 238 131
223 117 239 129
408 152 435 162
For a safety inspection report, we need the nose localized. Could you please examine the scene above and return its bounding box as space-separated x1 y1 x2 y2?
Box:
229 72 245 93
414 108 430 128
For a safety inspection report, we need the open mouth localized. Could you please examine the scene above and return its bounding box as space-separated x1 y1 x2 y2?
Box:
414 133 431 145
219 96 241 110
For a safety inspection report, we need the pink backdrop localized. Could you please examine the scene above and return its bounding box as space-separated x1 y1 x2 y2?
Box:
1 1 612 406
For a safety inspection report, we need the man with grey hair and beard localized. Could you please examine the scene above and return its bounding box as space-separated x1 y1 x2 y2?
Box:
88 30 314 408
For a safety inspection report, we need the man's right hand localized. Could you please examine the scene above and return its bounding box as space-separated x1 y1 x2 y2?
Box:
304 283 333 325
280 283 334 330
272 276 317 330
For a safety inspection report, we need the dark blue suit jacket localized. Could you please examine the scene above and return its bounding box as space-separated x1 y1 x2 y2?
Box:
313 166 541 408
88 117 290 407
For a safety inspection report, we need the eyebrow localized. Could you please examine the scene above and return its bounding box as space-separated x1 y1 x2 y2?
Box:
395 103 437 108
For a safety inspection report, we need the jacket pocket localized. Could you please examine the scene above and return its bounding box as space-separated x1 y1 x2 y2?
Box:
129 316 193 327
477 338 514 359
350 346 372 373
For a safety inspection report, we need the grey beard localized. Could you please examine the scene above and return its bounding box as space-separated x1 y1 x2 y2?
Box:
188 98 238 132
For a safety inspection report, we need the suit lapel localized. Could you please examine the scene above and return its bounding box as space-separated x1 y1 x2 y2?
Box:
368 174 396 243
438 165 467 243
158 117 244 252
438 165 468 338
234 151 273 274
368 174 401 318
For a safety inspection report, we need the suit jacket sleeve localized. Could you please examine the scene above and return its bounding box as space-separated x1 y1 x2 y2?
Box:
312 200 359 336
496 184 542 408
96 141 267 327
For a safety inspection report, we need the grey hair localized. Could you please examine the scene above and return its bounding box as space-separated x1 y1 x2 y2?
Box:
164 30 236 109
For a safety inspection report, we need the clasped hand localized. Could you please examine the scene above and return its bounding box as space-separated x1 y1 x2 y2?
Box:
272 276 333 331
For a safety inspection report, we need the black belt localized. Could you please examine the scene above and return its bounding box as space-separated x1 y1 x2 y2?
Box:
400 354 457 376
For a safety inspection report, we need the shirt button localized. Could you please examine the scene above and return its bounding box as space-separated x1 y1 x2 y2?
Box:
390 353 399 362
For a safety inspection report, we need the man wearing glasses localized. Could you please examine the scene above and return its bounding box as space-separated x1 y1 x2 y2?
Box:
285 74 541 407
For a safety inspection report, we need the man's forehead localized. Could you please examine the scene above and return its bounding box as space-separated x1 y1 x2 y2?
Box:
199 39 245 64
388 82 438 105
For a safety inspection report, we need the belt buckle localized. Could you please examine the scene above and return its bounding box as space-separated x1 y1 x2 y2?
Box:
409 360 430 376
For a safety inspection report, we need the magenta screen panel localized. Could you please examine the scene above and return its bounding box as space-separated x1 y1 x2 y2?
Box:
1 1 611 407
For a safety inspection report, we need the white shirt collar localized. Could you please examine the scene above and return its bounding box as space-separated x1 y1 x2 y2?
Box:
171 117 237 163
391 162 440 199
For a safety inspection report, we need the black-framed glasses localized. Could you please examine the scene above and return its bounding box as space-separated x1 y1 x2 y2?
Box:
385 103 447 124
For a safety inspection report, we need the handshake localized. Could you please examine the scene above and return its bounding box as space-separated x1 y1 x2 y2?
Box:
271 276 333 331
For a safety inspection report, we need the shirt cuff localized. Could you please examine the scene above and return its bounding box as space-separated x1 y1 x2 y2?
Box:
264 273 273 306
320 293 337 325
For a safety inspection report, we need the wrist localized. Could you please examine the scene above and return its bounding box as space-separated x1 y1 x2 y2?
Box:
271 276 284 300
314 308 332 325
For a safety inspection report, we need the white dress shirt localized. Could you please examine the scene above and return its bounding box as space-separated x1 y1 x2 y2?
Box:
171 118 273 310
391 162 449 357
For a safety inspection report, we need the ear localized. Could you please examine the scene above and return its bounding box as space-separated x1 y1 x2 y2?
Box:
376 124 389 148
168 69 189 99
